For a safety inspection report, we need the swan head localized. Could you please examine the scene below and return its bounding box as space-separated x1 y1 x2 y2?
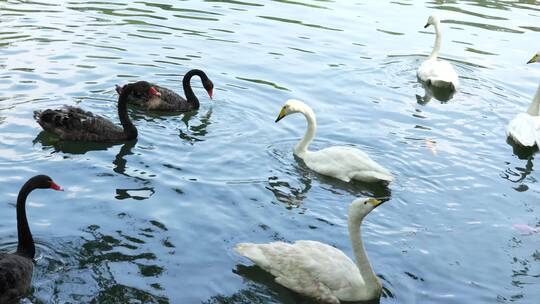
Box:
527 52 539 64
29 175 63 191
275 99 310 122
202 78 214 99
424 15 440 28
349 198 383 220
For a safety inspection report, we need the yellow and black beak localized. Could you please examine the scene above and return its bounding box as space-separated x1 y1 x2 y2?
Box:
275 107 287 123
368 198 383 208
527 54 538 64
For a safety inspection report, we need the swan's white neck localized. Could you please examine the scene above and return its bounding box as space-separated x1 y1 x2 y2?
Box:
348 209 381 297
294 106 317 157
526 84 540 116
429 21 442 59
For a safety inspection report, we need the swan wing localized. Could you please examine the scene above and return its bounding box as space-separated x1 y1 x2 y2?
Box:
507 113 539 147
235 241 363 303
303 146 393 182
417 59 459 89
0 253 33 303
116 83 187 111
34 106 123 142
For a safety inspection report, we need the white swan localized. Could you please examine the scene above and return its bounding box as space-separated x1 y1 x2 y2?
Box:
235 198 385 304
507 54 540 147
507 85 540 147
417 15 459 90
274 99 393 183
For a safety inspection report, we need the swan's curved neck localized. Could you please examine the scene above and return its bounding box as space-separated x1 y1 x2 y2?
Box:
526 84 540 116
183 69 207 108
16 181 36 259
118 89 138 140
294 107 317 157
429 21 442 59
348 211 381 296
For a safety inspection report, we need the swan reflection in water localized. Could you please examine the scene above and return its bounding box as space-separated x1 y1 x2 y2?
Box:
416 83 456 105
33 134 155 200
502 138 536 186
178 108 213 144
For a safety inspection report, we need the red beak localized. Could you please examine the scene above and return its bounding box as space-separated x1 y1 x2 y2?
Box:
50 181 63 191
149 87 161 97
208 89 213 100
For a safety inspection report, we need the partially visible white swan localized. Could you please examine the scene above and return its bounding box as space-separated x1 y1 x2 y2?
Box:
235 198 385 304
507 55 540 146
275 99 393 183
417 15 459 90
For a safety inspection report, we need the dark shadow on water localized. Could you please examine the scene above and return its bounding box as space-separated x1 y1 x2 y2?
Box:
416 81 456 105
212 264 387 304
113 139 137 175
35 131 154 200
506 137 538 160
33 131 122 154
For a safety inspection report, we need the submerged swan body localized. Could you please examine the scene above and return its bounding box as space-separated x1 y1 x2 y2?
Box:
417 15 459 90
507 55 540 147
275 99 393 183
115 69 214 112
0 175 63 303
235 198 385 304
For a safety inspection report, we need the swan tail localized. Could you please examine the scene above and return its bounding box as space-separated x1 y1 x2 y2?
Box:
115 84 123 95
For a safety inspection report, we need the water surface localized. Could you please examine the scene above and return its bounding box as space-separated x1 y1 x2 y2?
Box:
1 0 539 303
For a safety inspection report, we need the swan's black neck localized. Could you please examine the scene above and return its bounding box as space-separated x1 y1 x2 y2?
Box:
16 181 36 259
118 88 138 140
182 69 208 109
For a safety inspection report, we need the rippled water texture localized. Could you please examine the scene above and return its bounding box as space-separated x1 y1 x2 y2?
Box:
1 0 539 303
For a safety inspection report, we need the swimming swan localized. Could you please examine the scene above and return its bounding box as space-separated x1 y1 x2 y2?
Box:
275 99 393 183
506 54 540 147
417 15 459 90
235 198 386 304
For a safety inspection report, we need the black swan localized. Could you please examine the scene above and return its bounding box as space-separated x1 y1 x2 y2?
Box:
34 81 160 143
0 175 63 303
115 69 214 112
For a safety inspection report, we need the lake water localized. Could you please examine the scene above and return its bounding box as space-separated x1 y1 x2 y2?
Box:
1 0 539 303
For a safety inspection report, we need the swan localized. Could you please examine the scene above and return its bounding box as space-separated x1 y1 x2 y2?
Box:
507 85 540 147
275 99 393 183
506 53 540 147
417 15 459 90
235 197 385 304
528 52 539 64
34 81 160 142
115 69 214 112
0 175 63 303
